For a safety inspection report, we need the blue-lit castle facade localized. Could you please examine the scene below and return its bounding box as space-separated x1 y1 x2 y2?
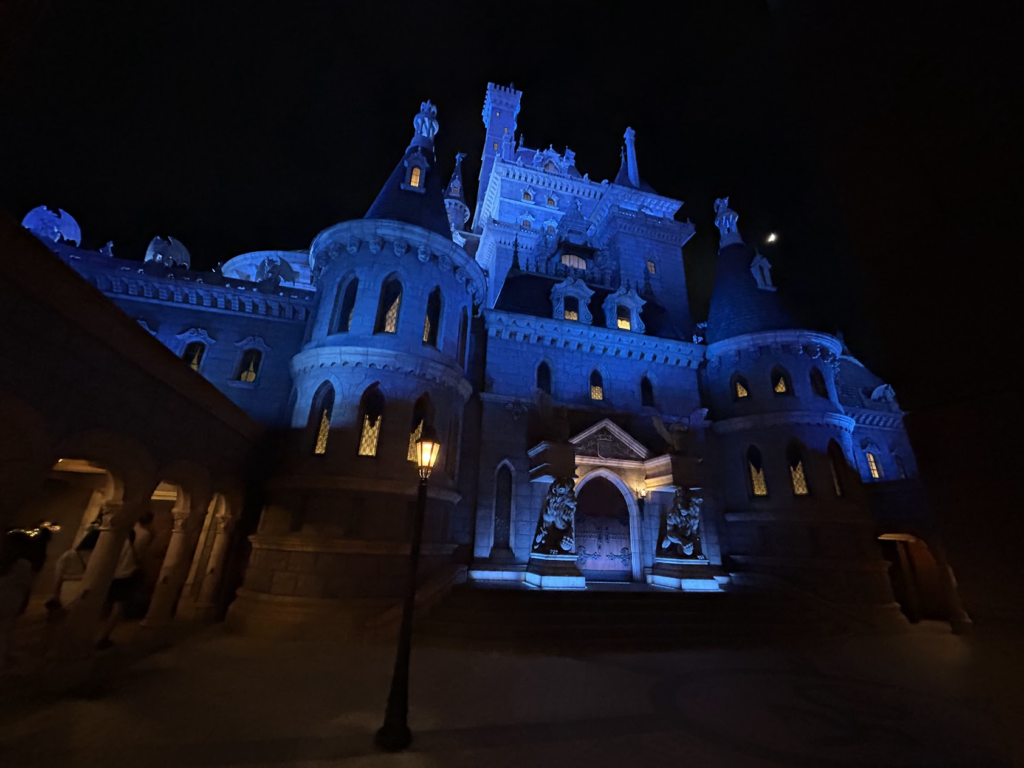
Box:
24 83 958 635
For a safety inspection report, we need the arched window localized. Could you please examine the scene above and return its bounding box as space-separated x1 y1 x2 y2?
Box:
407 394 433 462
409 167 422 188
563 295 580 321
423 286 442 347
546 224 556 234
809 367 829 398
640 376 655 407
828 440 846 496
787 441 810 496
616 305 631 331
865 450 882 480
333 277 359 333
457 307 469 368
747 446 768 497
374 275 402 334
537 362 552 394
590 371 604 401
310 382 335 455
771 366 793 396
235 349 262 383
521 219 532 229
894 453 908 479
358 386 385 457
732 374 750 400
182 341 205 372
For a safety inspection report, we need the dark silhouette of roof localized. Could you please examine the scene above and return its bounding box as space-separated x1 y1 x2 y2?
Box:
705 240 795 344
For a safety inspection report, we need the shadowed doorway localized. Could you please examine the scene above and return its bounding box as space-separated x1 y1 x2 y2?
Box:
575 475 632 582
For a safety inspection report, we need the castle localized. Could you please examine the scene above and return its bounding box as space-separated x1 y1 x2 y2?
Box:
13 83 966 639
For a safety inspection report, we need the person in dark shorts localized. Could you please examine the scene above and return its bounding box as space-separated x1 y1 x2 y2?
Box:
95 511 154 650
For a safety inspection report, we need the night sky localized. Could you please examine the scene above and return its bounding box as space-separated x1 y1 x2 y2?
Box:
0 2 1018 413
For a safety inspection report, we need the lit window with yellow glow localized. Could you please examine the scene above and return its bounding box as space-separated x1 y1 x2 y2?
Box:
314 408 330 455
358 415 381 456
866 452 881 479
560 254 586 270
407 420 423 462
182 342 205 372
734 378 749 399
774 375 787 394
646 259 656 274
563 296 580 321
493 142 498 150
504 126 508 133
616 305 631 330
590 371 604 401
409 167 422 188
790 461 808 495
747 447 767 496
235 349 262 383
385 294 400 332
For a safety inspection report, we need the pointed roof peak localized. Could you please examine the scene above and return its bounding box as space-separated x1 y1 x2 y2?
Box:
364 100 451 238
445 152 467 203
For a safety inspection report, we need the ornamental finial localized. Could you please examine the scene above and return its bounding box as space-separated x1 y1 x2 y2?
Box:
412 100 439 145
713 197 743 248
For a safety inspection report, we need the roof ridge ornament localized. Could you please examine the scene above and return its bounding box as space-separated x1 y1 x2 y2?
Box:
624 127 640 188
713 197 743 249
411 100 439 148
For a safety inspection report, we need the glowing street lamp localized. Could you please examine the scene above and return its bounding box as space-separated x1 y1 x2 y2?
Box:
766 232 778 244
636 482 648 518
376 426 441 752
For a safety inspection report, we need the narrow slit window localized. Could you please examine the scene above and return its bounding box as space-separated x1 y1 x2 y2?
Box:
646 259 656 274
423 287 442 347
788 442 809 496
640 376 655 407
537 362 552 394
334 278 359 333
409 167 422 188
311 383 335 456
358 387 385 457
375 277 403 334
590 371 604 401
866 451 881 480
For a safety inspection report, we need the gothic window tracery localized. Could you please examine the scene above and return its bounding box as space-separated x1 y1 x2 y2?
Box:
358 386 385 457
310 383 335 456
865 451 881 480
423 287 442 347
787 442 810 496
375 276 403 334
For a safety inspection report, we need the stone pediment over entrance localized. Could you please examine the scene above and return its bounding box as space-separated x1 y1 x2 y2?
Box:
570 419 650 462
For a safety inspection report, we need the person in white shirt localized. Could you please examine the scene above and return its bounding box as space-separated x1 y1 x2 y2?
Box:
95 511 154 650
48 525 100 612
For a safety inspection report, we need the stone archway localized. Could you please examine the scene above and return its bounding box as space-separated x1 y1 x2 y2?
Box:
575 470 642 582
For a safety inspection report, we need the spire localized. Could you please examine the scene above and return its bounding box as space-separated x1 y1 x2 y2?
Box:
365 101 451 238
511 236 521 270
444 152 471 233
624 127 640 187
706 198 794 344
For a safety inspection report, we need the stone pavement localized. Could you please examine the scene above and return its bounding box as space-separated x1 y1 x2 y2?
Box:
1 622 1020 767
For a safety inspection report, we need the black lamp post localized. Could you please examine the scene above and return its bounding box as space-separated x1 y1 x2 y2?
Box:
375 425 441 752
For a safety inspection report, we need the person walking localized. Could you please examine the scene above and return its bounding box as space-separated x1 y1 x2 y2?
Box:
95 511 154 650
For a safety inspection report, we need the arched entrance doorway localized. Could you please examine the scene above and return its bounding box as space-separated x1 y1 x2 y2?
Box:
575 474 637 582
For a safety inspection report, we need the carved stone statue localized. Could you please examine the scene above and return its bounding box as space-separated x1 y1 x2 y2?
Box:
660 488 703 559
713 197 742 247
255 255 299 286
99 241 115 257
532 478 577 555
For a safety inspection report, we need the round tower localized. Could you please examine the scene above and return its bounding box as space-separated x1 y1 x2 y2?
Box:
702 198 900 622
228 101 486 639
443 152 470 232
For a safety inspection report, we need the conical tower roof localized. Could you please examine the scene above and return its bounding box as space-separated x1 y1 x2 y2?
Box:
705 197 795 344
365 100 452 238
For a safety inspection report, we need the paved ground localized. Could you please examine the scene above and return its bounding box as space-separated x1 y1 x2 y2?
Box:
1 622 1021 767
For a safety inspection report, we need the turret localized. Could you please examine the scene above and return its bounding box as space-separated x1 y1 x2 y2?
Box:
472 82 522 232
444 153 471 233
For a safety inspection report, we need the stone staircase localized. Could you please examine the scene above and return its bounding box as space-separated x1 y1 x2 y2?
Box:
417 583 849 652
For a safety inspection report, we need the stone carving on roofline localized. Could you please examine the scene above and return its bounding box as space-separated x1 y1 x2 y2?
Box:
659 488 704 560
575 426 644 461
145 236 191 269
870 383 899 406
750 250 776 291
22 205 82 246
531 477 577 555
255 255 299 287
713 197 742 248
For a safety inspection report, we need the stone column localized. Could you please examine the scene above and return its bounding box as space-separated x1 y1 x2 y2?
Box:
192 512 235 622
141 501 200 630
53 499 141 659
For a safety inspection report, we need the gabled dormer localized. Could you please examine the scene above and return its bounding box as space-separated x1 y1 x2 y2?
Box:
551 277 594 324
